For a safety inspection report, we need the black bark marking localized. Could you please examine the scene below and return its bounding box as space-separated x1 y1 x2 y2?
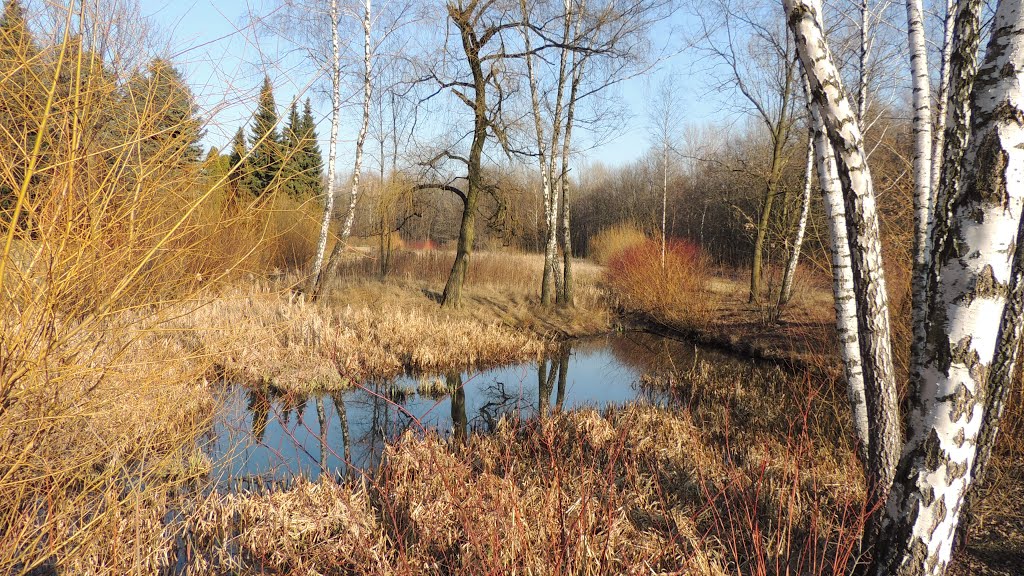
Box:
946 459 969 484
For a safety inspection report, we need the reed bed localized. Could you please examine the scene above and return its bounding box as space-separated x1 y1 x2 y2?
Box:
182 282 554 394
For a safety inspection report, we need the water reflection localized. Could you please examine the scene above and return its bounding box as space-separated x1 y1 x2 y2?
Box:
210 332 757 485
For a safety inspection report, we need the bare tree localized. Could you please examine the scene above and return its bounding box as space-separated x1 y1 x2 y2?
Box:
309 0 342 292
647 75 682 269
695 0 800 303
317 0 374 294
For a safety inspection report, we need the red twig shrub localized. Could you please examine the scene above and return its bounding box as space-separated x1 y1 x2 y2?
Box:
606 239 714 328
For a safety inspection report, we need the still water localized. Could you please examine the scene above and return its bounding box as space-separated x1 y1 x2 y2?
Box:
208 331 742 486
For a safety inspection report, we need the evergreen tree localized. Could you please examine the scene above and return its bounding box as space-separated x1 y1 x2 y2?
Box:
125 58 205 164
228 127 249 199
281 101 304 199
245 76 282 196
299 98 325 198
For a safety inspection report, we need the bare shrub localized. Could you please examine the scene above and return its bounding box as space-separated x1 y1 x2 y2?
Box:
589 222 648 265
606 239 716 328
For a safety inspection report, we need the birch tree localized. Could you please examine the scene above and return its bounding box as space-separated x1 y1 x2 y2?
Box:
783 0 902 533
785 0 1024 572
647 76 681 270
308 0 342 292
776 128 812 307
317 0 374 295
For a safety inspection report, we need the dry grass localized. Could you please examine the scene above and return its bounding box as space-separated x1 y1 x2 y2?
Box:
181 352 868 575
178 265 608 395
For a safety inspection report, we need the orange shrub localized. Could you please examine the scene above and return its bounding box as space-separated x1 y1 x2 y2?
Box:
589 223 648 265
606 239 714 328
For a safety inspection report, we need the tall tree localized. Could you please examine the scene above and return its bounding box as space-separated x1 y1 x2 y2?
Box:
317 0 373 295
309 0 342 291
246 76 282 197
785 0 1024 573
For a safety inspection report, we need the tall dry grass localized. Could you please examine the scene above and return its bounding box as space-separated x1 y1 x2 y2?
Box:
0 5 319 571
180 352 869 575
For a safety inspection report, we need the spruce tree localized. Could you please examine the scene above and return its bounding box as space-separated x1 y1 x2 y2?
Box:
228 127 249 199
299 98 325 198
281 101 303 199
246 76 281 196
126 58 204 164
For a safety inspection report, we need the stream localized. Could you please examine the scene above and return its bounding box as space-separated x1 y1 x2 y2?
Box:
207 331 754 487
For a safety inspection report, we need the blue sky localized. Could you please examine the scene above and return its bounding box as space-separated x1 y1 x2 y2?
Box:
138 0 723 169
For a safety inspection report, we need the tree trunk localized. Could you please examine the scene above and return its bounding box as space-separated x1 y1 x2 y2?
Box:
662 142 668 269
519 0 559 306
749 98 792 304
907 0 935 397
784 0 900 526
810 95 870 464
778 129 813 307
307 0 341 293
317 0 372 296
911 0 984 392
872 3 1024 572
930 0 956 197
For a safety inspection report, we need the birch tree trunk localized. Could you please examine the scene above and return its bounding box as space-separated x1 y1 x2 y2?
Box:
906 0 934 403
661 140 668 270
308 0 341 293
778 129 813 307
911 0 983 399
872 3 1024 572
519 0 558 307
318 0 373 295
783 0 900 517
929 0 956 197
810 96 870 463
557 3 585 308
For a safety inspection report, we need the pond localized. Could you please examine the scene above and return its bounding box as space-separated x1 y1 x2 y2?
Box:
208 331 751 487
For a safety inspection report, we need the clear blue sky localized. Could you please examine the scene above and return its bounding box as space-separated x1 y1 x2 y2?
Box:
139 0 723 169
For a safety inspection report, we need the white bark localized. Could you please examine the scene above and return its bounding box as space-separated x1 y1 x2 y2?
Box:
309 0 342 289
912 0 984 401
807 73 870 462
318 0 372 292
784 0 900 507
343 0 373 243
661 141 668 270
874 2 1024 572
907 0 934 375
930 0 956 198
857 0 869 124
519 0 559 306
778 129 813 307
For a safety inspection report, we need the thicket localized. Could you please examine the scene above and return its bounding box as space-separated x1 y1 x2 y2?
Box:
0 1 331 570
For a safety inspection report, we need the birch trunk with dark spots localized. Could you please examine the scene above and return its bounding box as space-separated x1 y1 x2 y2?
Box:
871 1 1024 572
808 86 871 463
783 0 900 517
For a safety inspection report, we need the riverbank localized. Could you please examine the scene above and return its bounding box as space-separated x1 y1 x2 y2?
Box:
180 349 866 574
184 251 611 394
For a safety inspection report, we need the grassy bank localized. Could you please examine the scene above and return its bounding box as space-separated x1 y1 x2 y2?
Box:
182 250 610 394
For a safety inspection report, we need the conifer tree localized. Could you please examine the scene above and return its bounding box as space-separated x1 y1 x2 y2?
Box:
281 101 303 199
228 127 249 200
299 98 324 198
245 76 282 196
